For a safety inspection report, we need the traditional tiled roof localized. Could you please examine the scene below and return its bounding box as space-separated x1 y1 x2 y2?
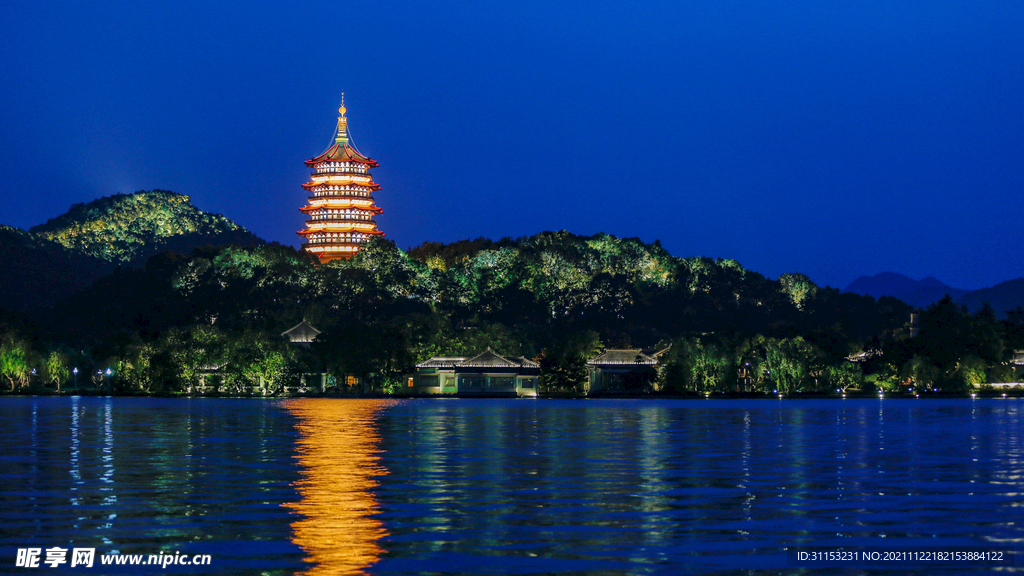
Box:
296 227 384 237
415 357 468 369
649 346 672 360
300 203 383 215
305 144 378 167
587 349 658 366
1012 350 1024 365
281 320 321 343
416 350 539 369
509 356 540 368
459 348 521 368
845 349 881 363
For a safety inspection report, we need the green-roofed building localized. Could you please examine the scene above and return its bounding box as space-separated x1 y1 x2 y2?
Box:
414 348 539 397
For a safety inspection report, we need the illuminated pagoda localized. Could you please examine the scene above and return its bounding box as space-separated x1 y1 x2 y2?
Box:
298 94 384 262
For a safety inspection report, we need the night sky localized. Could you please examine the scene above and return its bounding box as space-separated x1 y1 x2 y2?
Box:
2 1 1022 290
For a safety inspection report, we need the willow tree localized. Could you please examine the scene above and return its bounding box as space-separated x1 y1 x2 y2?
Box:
225 330 294 395
158 325 227 393
0 334 32 390
738 336 820 394
900 355 940 391
42 350 71 392
662 338 735 393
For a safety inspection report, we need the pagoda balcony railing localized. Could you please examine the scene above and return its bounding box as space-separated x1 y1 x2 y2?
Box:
309 192 374 199
305 181 379 191
305 216 377 224
309 174 375 184
313 168 371 176
304 238 370 246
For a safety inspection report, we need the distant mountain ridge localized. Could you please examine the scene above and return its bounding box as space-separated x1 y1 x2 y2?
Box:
0 190 265 311
844 272 1024 316
957 278 1024 316
844 272 970 308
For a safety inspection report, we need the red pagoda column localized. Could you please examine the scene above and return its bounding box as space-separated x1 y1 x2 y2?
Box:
298 96 384 263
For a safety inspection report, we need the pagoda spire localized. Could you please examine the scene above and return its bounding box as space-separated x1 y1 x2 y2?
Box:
334 92 350 148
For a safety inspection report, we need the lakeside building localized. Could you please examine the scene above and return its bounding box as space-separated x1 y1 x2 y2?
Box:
414 348 667 396
586 349 659 394
298 95 384 263
413 349 540 397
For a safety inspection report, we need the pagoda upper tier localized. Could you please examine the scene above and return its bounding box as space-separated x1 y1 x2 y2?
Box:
298 98 384 263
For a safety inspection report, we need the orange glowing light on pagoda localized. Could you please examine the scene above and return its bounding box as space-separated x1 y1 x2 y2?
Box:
298 94 385 263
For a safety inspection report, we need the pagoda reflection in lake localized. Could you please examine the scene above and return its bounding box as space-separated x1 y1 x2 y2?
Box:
282 399 395 575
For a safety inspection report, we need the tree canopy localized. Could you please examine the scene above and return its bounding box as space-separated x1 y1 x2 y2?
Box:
1 228 1017 396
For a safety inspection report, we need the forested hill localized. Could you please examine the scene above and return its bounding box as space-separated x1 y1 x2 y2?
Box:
30 190 263 263
3 234 1017 396
0 225 114 311
0 190 265 311
402 232 910 352
44 234 912 373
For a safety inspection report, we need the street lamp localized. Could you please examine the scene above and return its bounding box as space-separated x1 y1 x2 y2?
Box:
73 367 78 389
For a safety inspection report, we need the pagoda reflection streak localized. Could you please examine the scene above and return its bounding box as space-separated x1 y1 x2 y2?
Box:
283 399 395 575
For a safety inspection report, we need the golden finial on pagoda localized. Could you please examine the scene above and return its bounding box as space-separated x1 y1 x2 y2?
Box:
338 92 346 116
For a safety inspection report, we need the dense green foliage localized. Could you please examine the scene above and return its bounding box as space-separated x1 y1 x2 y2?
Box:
1 228 1019 396
30 190 262 262
0 191 264 312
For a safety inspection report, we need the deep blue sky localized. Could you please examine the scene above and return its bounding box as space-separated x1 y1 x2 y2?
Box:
2 0 1022 290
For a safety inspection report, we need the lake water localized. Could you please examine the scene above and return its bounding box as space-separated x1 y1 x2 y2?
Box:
1 397 1022 574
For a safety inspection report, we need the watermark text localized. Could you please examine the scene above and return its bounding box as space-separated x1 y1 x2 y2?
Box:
15 548 211 569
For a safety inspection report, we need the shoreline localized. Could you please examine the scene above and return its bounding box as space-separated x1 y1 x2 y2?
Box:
3 390 1021 400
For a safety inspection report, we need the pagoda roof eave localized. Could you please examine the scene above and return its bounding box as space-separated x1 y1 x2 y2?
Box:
304 144 340 166
305 244 362 249
305 144 379 167
297 228 386 237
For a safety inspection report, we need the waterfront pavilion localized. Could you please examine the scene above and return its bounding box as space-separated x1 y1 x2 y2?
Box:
414 349 539 397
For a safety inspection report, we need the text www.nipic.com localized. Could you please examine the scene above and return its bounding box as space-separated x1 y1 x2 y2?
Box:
16 547 211 569
102 553 212 568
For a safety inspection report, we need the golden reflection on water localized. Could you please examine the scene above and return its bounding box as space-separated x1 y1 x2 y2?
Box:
282 399 396 576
